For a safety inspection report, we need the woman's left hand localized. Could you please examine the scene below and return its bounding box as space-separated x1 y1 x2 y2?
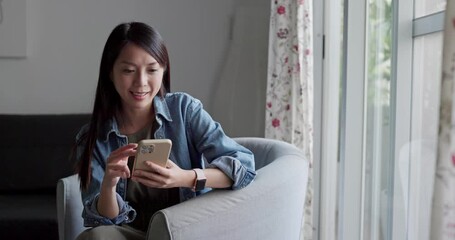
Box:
131 160 194 188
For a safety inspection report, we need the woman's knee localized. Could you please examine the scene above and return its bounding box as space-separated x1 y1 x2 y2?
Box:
75 225 144 240
76 225 122 240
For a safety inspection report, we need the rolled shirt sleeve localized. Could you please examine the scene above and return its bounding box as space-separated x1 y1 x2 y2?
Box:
207 155 257 190
187 97 257 190
82 193 136 227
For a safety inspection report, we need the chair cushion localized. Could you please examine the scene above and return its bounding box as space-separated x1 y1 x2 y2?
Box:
0 194 58 240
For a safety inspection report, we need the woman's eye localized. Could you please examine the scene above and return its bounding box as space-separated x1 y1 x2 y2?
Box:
122 69 134 73
148 69 158 73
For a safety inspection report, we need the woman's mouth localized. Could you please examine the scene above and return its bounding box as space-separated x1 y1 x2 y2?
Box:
131 91 149 100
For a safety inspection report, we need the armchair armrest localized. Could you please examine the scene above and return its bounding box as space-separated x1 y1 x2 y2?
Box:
57 174 87 240
147 153 309 240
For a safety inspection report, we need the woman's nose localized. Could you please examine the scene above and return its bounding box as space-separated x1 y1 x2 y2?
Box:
134 70 148 86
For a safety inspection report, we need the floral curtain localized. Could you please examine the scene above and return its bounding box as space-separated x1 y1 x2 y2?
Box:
265 0 313 239
431 1 455 238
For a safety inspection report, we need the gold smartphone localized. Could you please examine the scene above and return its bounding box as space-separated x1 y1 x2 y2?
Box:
132 139 172 173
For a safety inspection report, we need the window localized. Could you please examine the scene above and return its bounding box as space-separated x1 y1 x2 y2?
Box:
319 0 446 239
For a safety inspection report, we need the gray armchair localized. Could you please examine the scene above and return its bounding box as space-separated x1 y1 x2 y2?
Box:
57 137 309 240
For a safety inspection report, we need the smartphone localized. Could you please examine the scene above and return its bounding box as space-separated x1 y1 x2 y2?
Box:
132 139 172 173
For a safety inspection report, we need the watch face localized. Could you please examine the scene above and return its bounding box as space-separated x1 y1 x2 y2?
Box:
195 179 207 191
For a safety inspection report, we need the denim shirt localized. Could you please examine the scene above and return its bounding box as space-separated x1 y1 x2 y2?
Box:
76 92 257 227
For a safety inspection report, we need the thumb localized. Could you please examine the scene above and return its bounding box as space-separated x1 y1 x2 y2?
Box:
166 159 177 169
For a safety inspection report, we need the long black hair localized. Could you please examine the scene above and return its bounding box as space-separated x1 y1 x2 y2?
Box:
77 22 171 190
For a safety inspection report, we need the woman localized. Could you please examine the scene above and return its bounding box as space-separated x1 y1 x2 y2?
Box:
75 22 256 239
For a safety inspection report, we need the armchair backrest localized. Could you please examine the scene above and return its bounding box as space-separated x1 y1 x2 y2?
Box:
234 137 304 170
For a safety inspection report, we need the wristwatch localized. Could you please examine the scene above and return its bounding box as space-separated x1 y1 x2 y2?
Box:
192 168 207 191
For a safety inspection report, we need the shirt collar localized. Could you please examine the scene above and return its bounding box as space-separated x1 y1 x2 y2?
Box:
153 95 172 123
100 117 122 142
100 95 173 142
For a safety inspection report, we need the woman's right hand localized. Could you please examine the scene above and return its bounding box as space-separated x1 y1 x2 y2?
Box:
98 143 137 219
101 143 137 190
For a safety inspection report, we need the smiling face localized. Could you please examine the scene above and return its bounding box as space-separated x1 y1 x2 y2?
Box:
111 43 164 113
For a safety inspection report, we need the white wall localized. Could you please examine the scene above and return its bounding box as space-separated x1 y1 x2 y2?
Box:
210 0 269 137
0 0 236 114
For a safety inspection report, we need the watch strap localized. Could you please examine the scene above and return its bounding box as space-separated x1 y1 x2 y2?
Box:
192 168 206 191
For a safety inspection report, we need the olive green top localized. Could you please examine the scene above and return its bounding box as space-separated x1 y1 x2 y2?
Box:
126 123 180 232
